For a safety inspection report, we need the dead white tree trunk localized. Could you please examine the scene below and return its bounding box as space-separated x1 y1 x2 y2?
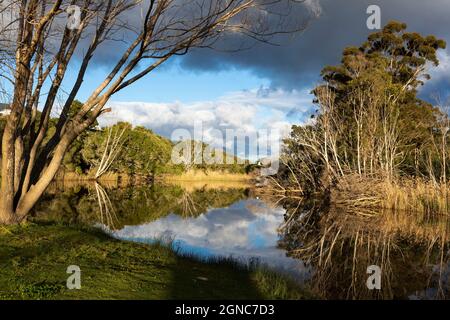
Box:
95 126 127 179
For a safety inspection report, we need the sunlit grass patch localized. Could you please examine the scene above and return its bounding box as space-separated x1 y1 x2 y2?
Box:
0 222 310 300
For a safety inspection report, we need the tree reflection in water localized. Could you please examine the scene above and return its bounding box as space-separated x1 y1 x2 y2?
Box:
94 182 118 229
279 198 450 299
34 182 450 299
33 181 249 230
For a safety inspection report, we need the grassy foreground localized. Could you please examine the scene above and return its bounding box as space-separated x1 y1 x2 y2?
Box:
0 222 307 300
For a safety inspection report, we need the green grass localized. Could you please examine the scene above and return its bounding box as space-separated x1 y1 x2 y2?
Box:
0 222 309 300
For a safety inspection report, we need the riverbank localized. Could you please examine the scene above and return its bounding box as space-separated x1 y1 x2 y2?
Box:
160 170 253 182
55 170 151 185
0 222 309 300
271 173 449 216
329 175 449 215
54 169 254 186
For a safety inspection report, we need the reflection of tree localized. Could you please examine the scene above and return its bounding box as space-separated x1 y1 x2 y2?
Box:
178 190 198 217
280 199 450 299
31 185 89 224
33 183 249 230
94 183 118 229
172 187 247 218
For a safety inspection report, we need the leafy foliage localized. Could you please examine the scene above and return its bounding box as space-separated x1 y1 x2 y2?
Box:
77 122 181 176
280 21 449 192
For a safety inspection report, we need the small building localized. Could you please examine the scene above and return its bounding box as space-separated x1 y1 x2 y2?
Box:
0 103 11 116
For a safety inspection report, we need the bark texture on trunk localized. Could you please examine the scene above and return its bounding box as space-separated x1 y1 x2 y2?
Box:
0 126 17 224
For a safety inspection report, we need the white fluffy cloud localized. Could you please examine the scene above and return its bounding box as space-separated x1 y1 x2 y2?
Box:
429 51 450 81
100 87 314 159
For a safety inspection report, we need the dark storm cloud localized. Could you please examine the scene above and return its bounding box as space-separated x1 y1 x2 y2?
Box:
74 0 318 71
179 0 450 99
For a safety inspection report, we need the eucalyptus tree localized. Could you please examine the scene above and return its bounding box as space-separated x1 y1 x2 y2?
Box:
280 22 447 192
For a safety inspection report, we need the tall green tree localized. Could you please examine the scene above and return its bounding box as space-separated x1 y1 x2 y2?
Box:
282 21 447 191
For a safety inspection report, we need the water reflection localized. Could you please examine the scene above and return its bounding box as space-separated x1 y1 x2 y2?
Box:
33 181 450 299
34 182 249 229
111 199 309 280
279 198 450 299
34 181 307 280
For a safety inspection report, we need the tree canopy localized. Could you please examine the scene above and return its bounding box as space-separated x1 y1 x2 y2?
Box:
281 21 448 192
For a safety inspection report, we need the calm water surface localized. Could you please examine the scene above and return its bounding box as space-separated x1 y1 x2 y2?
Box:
35 181 450 299
111 198 310 281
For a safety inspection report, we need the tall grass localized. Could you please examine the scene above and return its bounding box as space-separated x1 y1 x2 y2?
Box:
331 175 449 216
164 179 252 192
384 180 449 216
169 248 311 300
162 169 252 182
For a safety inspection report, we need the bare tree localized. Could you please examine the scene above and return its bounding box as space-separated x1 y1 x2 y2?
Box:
95 125 127 179
0 0 313 224
435 96 450 184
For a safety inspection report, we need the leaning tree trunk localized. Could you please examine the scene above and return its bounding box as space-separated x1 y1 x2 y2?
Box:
0 58 30 224
14 135 74 219
0 124 17 224
95 126 127 179
1 119 95 224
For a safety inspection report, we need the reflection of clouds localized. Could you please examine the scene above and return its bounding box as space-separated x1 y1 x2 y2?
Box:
245 201 278 216
111 199 309 280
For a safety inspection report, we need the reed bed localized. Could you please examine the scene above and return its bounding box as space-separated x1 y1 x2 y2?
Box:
331 175 449 216
161 169 252 182
164 179 252 192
